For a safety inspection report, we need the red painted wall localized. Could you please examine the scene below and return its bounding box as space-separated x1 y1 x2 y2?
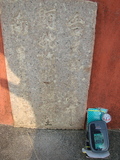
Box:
0 22 13 125
88 0 120 129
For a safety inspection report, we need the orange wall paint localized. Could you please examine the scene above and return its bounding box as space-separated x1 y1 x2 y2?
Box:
88 0 120 128
0 22 13 125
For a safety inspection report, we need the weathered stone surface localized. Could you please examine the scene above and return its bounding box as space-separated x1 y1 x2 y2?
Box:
1 0 97 129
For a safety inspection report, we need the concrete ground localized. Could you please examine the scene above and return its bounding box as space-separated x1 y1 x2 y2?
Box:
0 125 119 160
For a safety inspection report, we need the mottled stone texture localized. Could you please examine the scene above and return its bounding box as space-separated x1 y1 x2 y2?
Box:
1 0 97 129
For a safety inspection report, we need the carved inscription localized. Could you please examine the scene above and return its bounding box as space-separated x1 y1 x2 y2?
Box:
67 13 85 53
38 7 57 53
39 8 56 30
39 32 56 50
1 0 97 129
38 7 57 117
11 13 28 35
16 46 27 91
67 13 85 36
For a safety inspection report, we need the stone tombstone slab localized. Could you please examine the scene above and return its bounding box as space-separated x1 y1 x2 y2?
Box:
1 0 97 129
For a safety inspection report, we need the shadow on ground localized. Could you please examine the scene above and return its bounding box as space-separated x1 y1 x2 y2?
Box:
0 125 119 160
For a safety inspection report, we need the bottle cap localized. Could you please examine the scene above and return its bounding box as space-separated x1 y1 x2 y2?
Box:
102 113 111 123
